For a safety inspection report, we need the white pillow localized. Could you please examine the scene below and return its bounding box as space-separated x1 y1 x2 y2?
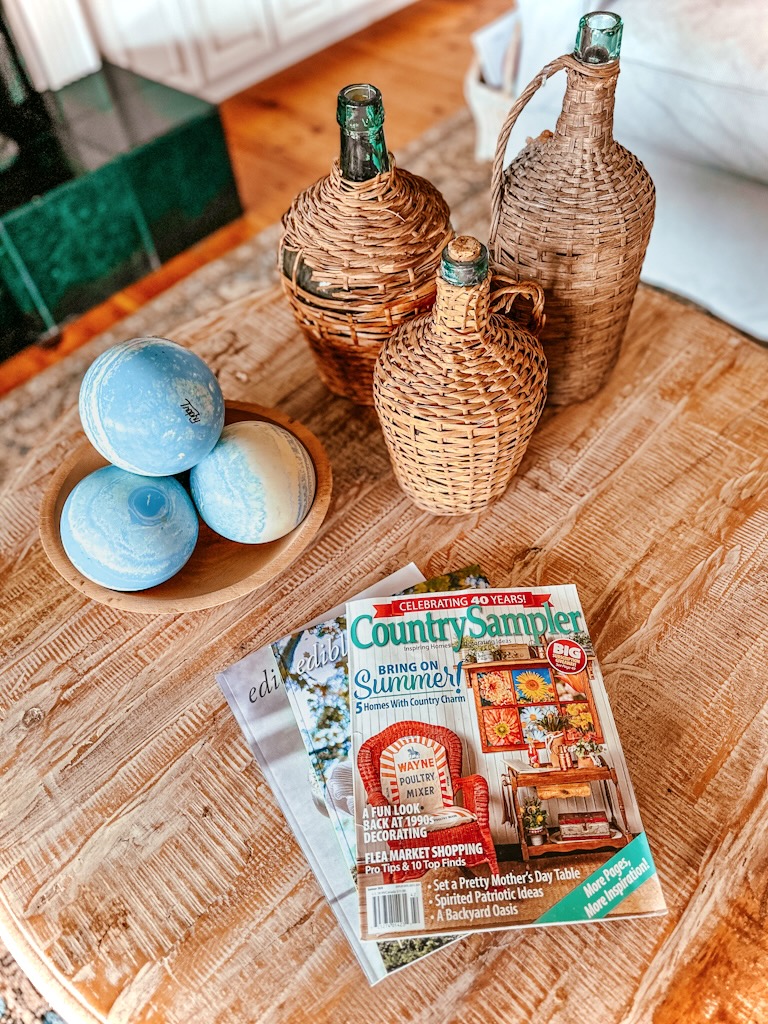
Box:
325 760 355 816
423 806 478 833
379 735 453 813
514 0 768 183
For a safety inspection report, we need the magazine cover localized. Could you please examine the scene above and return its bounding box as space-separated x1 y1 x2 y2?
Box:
216 564 485 983
346 585 667 940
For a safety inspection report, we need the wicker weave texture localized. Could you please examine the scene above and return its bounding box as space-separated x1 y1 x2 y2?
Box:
490 55 655 406
374 262 547 516
279 157 452 405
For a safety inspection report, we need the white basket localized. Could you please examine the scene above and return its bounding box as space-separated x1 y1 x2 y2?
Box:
464 16 521 162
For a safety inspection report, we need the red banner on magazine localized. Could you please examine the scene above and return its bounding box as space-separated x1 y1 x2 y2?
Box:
373 591 551 618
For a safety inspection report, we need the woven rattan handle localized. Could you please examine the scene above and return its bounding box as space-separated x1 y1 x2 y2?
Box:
489 54 574 243
491 277 546 337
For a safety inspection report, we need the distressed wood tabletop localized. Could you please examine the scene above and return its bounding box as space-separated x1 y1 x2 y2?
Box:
1 284 767 1024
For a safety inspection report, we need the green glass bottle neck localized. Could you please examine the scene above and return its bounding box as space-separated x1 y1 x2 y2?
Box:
574 11 622 65
556 13 622 146
337 83 390 181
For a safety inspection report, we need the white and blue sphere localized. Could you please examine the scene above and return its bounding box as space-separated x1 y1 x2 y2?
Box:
79 337 225 476
60 466 199 591
190 421 316 544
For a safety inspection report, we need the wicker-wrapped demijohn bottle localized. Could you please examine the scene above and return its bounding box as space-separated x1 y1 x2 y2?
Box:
490 12 655 405
279 84 453 405
374 235 547 516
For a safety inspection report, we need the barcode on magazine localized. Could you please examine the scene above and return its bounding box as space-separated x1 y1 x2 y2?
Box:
366 884 425 934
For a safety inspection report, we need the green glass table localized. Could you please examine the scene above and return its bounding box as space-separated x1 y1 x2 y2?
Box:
0 63 241 361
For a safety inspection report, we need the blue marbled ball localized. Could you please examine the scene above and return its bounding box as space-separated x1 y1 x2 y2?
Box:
190 421 316 544
60 466 199 591
79 337 225 476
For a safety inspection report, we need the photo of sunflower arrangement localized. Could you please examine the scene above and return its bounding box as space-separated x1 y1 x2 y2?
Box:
512 667 555 703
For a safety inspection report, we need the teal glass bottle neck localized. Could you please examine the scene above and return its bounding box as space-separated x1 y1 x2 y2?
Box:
337 83 390 181
574 11 623 65
440 237 489 286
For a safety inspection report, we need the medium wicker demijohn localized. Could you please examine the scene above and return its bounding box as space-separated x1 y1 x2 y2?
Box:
279 84 452 406
490 11 655 406
374 236 547 516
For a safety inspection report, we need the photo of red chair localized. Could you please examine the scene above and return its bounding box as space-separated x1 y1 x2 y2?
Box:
357 719 499 882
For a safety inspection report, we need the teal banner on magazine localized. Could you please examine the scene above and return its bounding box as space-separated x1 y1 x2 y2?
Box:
536 833 657 924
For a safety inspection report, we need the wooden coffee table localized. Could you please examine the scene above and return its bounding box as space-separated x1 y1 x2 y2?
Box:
1 284 767 1024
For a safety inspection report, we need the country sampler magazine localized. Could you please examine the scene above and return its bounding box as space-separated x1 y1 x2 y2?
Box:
216 563 489 984
346 585 667 941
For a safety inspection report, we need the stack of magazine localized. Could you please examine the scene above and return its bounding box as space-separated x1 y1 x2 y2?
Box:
217 564 665 984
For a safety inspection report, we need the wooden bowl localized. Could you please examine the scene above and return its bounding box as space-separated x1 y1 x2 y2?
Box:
39 401 333 614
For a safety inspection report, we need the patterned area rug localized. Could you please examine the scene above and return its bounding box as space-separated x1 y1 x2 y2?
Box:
0 107 491 1022
0 952 65 1024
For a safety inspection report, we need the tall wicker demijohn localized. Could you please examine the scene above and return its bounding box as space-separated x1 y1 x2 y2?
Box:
279 84 453 406
490 12 655 406
374 236 547 516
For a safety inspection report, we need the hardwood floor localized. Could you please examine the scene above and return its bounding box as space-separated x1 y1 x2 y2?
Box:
0 0 510 395
220 0 510 218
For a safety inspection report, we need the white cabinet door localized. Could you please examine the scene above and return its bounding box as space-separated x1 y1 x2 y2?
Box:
3 0 101 90
84 0 205 93
267 0 337 46
192 0 274 85
334 0 415 19
81 0 418 99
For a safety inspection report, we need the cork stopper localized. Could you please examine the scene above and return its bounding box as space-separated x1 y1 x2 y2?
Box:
448 236 482 262
440 235 489 286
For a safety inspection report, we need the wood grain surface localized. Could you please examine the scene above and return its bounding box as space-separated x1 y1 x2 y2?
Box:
1 283 768 1024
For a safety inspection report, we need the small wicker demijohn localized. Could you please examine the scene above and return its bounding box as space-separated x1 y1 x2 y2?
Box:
279 83 453 405
490 11 655 406
374 236 547 516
